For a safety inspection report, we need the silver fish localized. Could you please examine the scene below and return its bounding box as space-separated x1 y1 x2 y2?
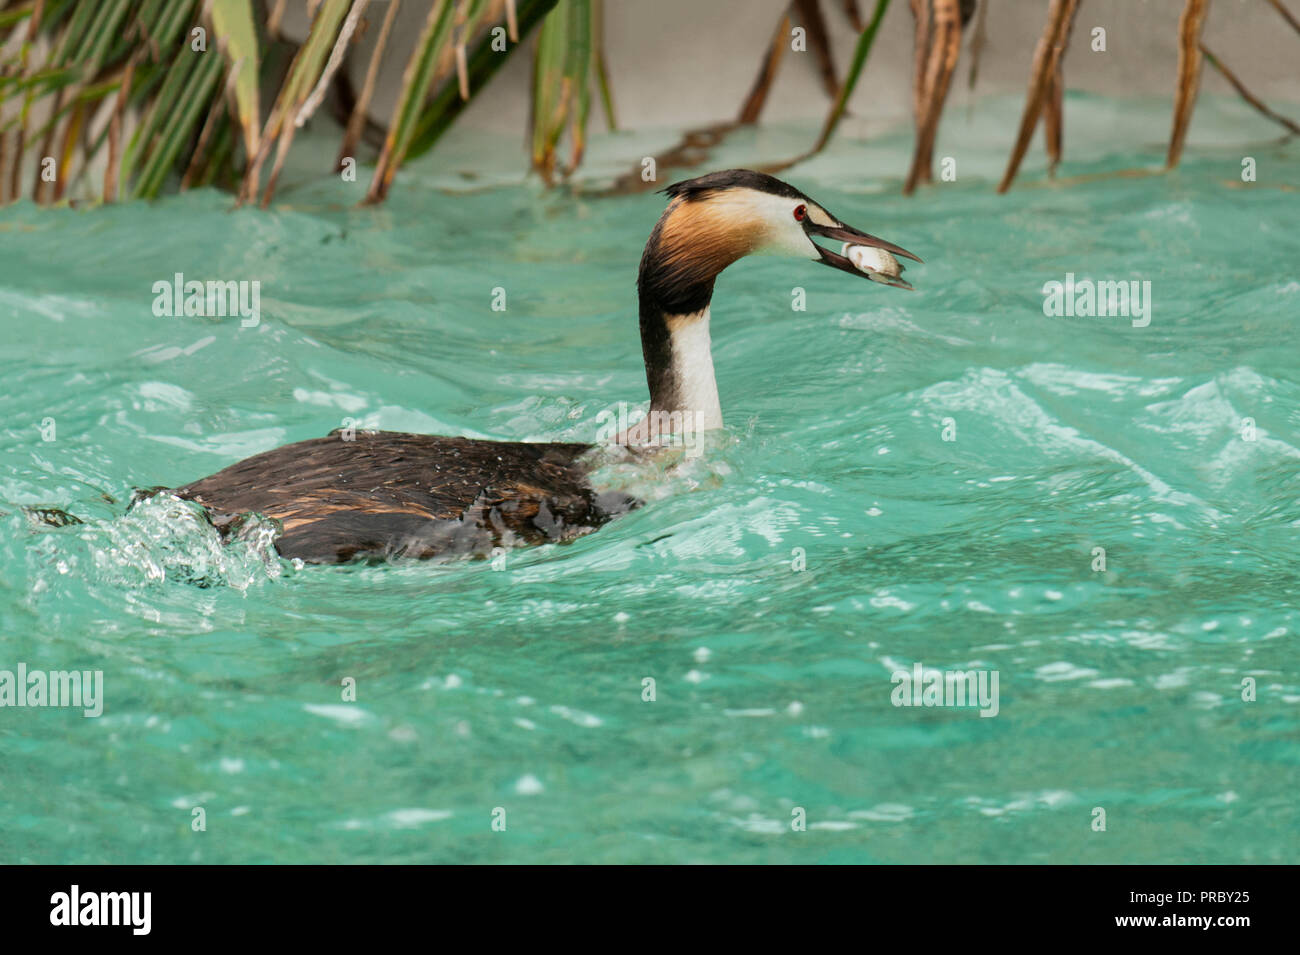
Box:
841 243 913 290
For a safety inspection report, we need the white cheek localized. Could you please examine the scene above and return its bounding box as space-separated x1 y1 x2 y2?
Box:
764 221 819 259
738 190 820 259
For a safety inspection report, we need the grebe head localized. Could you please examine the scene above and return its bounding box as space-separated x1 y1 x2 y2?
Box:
626 169 921 444
640 169 921 311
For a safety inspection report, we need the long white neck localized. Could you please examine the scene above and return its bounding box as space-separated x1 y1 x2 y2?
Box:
616 306 723 447
652 307 722 431
628 193 745 445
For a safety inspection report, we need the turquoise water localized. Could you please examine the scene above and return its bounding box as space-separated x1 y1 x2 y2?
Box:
2 98 1297 863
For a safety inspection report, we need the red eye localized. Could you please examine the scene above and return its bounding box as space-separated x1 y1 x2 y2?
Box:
793 204 807 221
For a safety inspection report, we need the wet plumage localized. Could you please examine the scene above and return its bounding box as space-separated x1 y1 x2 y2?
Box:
172 430 636 564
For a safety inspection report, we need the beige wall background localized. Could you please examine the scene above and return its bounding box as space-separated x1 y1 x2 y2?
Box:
283 0 1300 135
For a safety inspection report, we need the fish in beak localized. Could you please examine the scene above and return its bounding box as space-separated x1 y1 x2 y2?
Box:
803 219 923 291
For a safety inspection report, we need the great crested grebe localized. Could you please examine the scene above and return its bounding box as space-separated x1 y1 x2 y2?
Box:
167 170 921 563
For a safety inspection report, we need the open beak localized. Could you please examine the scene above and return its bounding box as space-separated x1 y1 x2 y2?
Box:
804 220 923 291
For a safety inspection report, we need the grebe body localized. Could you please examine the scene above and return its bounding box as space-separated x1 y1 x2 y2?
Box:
173 430 633 563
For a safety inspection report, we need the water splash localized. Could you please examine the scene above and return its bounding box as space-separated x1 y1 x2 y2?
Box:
22 492 285 595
